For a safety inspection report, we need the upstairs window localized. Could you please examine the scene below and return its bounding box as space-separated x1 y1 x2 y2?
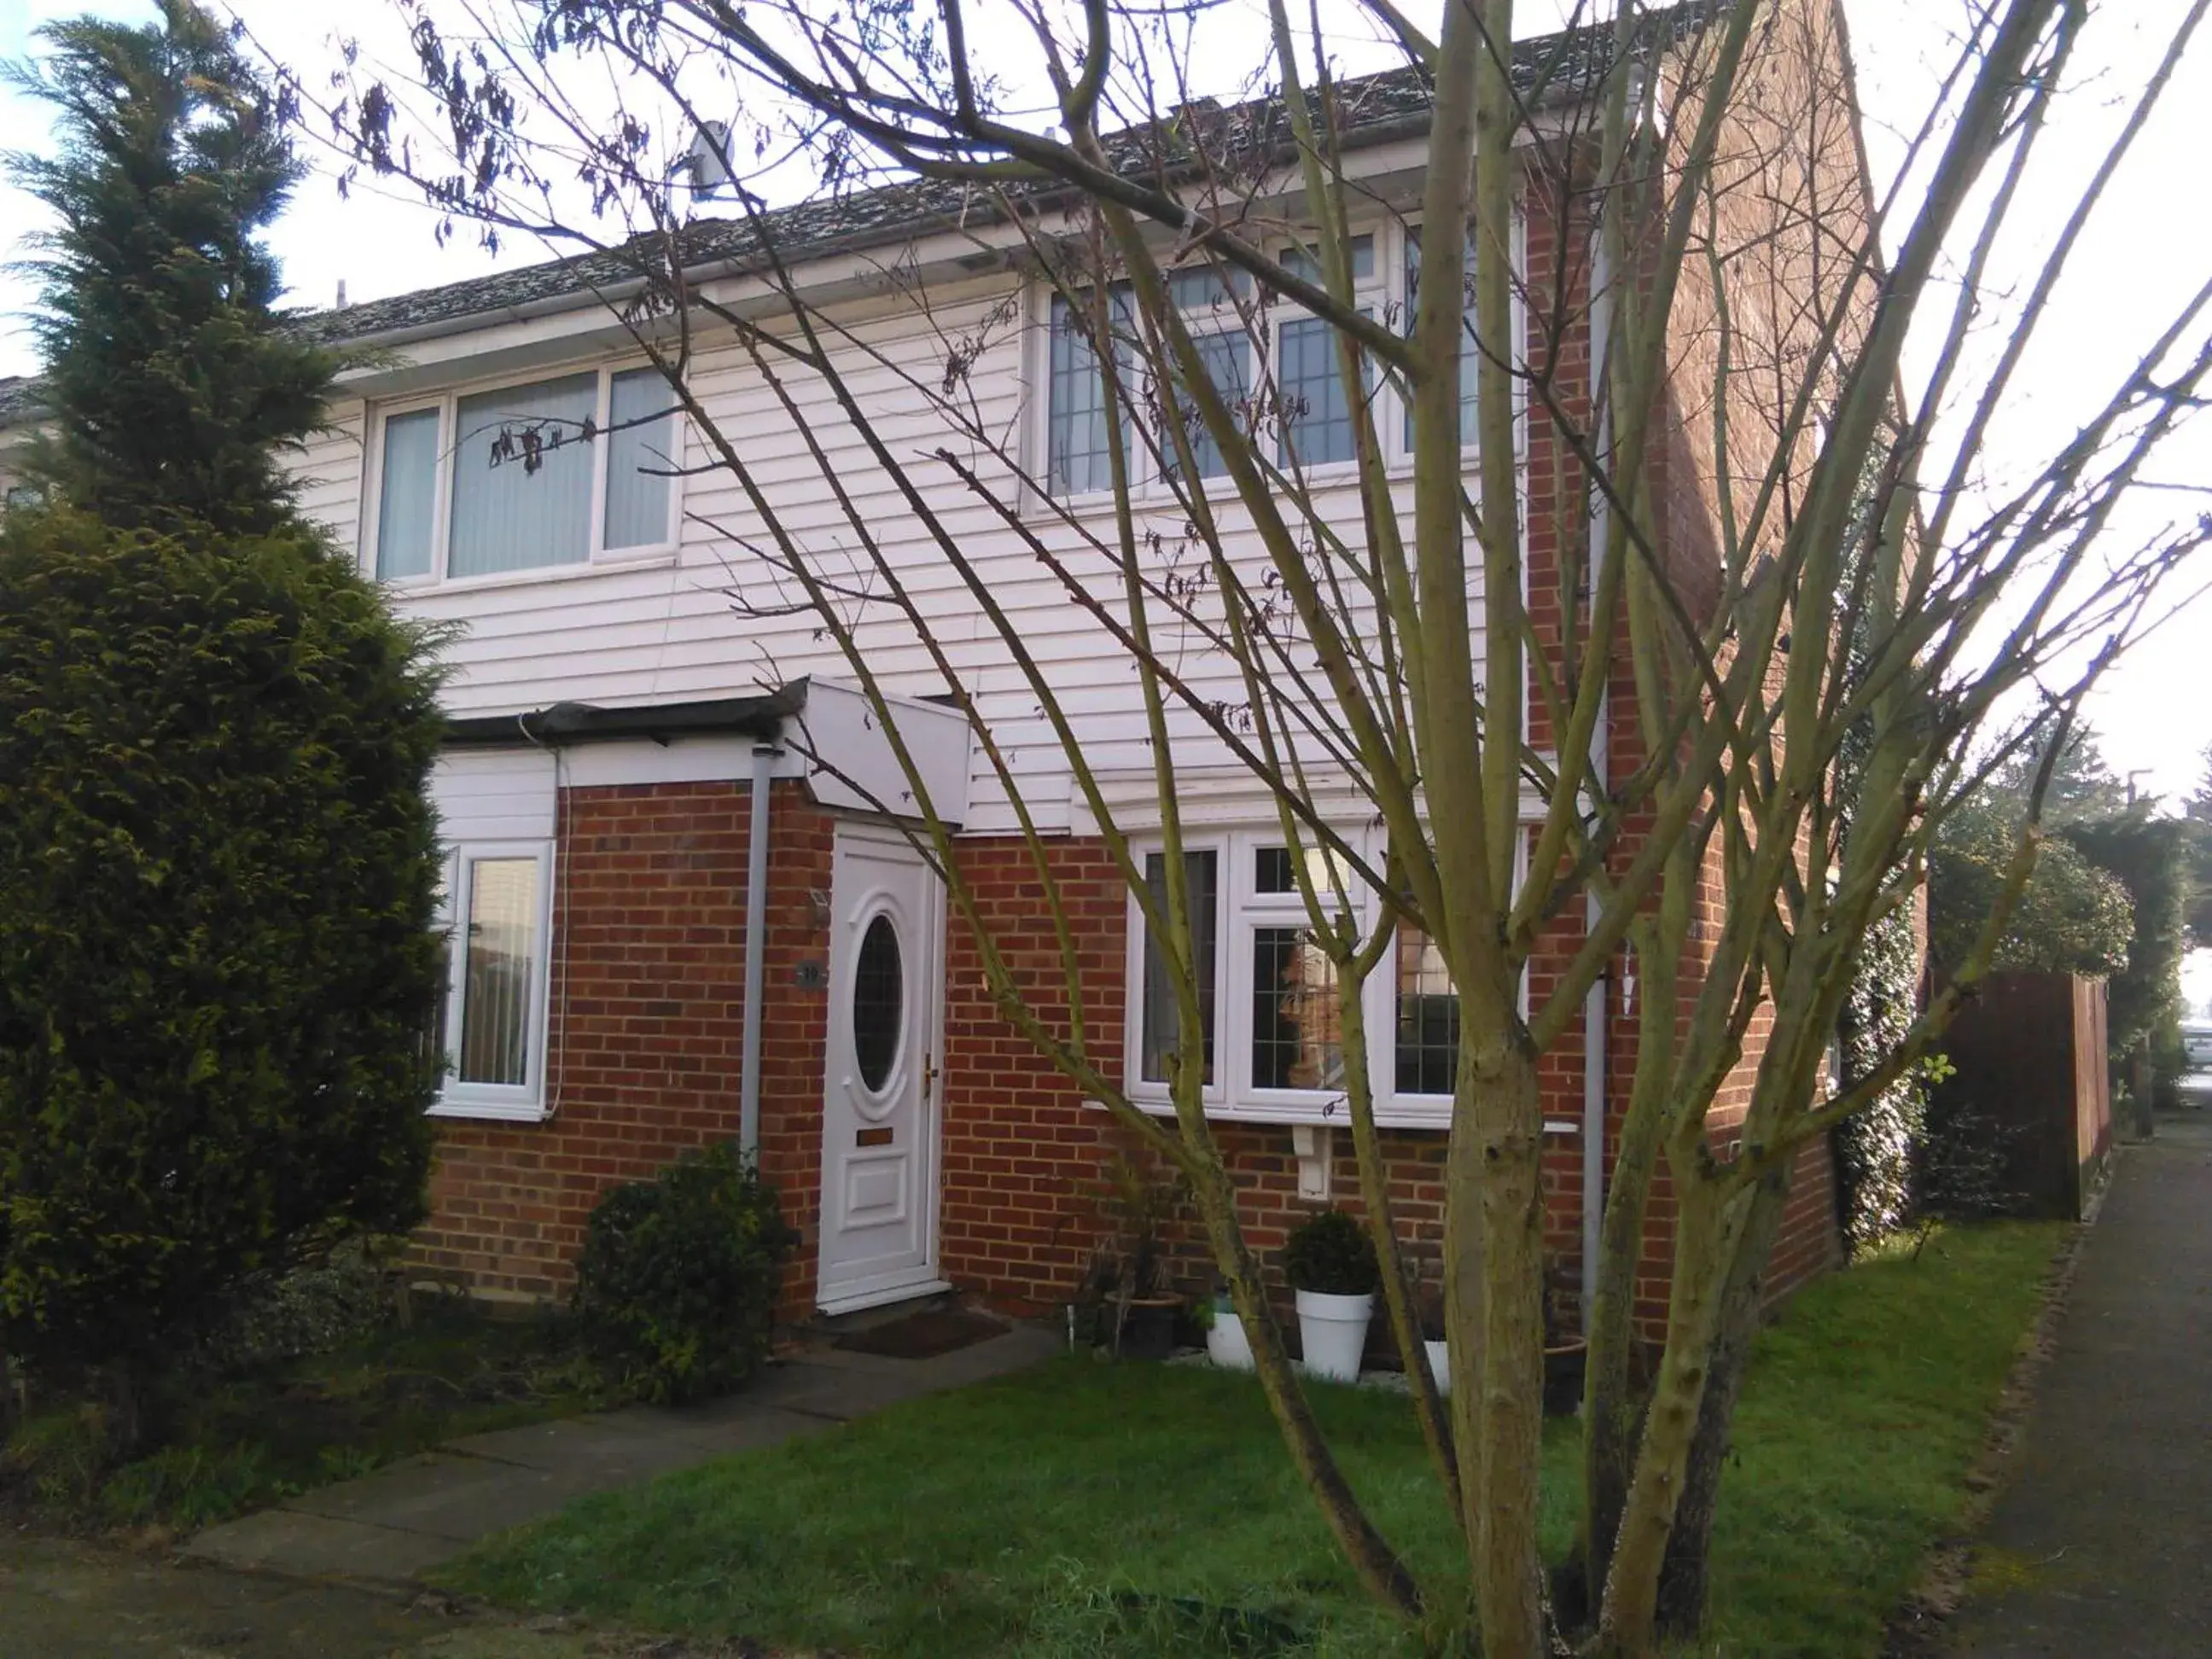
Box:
1046 288 1129 497
1404 228 1486 447
370 364 680 585
1043 234 1398 498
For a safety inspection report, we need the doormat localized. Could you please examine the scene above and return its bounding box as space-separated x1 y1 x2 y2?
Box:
833 1307 1007 1359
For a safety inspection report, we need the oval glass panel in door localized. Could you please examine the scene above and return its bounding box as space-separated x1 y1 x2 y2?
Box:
853 913 904 1092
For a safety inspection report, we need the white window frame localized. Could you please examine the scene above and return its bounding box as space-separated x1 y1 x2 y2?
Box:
363 361 684 589
430 839 557 1122
1033 216 1526 509
1121 823 1531 1128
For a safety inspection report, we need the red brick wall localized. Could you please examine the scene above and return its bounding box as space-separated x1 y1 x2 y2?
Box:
409 777 835 1319
936 835 1595 1330
409 780 1834 1338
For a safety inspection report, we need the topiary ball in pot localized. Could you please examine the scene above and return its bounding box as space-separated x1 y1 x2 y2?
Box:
1284 1208 1380 1383
571 1143 799 1405
1282 1208 1380 1295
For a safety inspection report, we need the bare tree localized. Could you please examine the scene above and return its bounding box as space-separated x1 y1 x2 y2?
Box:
282 0 2212 1651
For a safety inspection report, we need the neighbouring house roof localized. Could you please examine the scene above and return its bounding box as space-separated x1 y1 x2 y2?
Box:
0 375 44 434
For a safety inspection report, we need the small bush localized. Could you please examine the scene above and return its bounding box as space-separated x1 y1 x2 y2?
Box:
200 1237 401 1373
571 1144 798 1404
97 1441 286 1530
1283 1209 1379 1296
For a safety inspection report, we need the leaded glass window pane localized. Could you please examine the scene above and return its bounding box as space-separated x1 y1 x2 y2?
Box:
1394 922 1458 1096
1251 927 1345 1091
1140 850 1219 1085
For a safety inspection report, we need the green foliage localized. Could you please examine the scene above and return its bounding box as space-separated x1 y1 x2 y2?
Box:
2063 813 2193 1099
1929 797 2133 979
2 1295 613 1531
1831 900 1930 1253
571 1143 799 1405
0 506 446 1377
4 0 341 533
1282 1209 1379 1297
1976 725 2133 827
2183 744 2212 946
198 1237 403 1374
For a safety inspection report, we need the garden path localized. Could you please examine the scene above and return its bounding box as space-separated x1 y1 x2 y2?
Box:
178 1321 1061 1586
2 1320 1056 1656
1947 1110 2212 1656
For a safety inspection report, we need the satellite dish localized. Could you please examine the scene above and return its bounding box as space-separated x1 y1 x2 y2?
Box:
688 120 733 197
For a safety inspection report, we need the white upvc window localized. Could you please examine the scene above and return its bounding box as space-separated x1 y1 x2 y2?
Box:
367 363 682 586
430 841 556 1121
1124 826 1466 1127
1039 218 1523 504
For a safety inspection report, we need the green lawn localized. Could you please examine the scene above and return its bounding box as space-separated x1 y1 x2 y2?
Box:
444 1221 2064 1658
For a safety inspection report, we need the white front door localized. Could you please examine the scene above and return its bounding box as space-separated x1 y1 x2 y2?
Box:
816 822 946 1313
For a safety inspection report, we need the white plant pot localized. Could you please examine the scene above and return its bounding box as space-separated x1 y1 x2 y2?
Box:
1206 1308 1256 1371
1424 1338 1450 1395
1295 1289 1375 1382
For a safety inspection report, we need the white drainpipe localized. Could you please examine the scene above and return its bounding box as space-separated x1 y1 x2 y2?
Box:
739 742 778 1159
1581 222 1617 1338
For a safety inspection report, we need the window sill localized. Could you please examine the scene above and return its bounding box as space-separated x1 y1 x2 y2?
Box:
428 1097 551 1125
1087 1093 1451 1132
383 548 680 597
1085 1096 1582 1135
1030 452 1506 526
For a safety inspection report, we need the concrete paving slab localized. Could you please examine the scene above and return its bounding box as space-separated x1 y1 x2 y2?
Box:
443 1412 765 1472
758 1362 937 1421
607 1401 837 1455
278 1452 657 1543
181 1506 463 1582
1948 1115 2212 1656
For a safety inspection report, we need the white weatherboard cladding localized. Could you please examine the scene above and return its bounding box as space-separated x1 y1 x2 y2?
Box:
307 274 1489 834
428 748 557 842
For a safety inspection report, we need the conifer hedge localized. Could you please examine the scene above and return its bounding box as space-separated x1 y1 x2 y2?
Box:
0 508 447 1377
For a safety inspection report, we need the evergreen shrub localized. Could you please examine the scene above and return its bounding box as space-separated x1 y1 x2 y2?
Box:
0 508 446 1381
1283 1209 1380 1296
571 1143 798 1404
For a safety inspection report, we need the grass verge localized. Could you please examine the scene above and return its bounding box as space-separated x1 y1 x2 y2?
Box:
442 1220 2064 1658
1 1301 613 1534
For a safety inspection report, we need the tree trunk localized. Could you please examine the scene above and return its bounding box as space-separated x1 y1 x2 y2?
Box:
1568 962 1676 1629
1452 1035 1546 1658
1591 1178 1747 1658
1654 1167 1790 1639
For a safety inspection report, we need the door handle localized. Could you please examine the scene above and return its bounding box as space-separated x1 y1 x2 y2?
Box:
923 1050 938 1101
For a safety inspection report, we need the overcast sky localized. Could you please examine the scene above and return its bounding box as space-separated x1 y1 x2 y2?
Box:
3 0 2208 805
